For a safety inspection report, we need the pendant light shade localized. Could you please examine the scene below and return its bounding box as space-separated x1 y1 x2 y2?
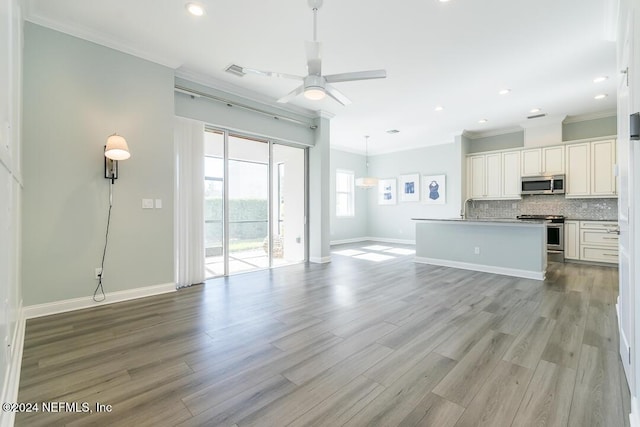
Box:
355 176 378 188
355 135 378 189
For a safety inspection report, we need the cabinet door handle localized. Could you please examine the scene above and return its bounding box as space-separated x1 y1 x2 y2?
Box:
606 228 621 235
604 253 618 257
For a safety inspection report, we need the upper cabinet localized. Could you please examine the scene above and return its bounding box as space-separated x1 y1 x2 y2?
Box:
521 146 565 176
565 139 616 198
467 150 521 200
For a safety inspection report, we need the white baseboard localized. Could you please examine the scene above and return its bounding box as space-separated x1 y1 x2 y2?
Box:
414 257 545 280
330 237 416 246
24 282 176 319
309 256 331 264
0 304 26 427
330 237 369 246
367 237 416 245
631 397 640 427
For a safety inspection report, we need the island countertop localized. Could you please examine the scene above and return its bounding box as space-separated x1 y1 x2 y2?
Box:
412 217 545 226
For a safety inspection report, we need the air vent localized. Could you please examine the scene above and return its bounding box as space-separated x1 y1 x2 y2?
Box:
527 113 547 119
225 64 246 77
386 129 400 134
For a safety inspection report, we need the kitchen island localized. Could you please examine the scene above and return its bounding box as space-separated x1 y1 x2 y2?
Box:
413 218 547 280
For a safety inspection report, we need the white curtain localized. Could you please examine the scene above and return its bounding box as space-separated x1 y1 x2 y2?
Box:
175 117 205 288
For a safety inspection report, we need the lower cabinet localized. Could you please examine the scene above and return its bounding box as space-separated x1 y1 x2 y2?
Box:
564 221 580 260
565 220 618 264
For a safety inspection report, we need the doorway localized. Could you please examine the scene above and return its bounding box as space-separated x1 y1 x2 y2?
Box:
204 128 307 278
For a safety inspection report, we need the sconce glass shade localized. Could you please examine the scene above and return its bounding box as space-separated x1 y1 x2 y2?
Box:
355 177 378 188
105 134 131 161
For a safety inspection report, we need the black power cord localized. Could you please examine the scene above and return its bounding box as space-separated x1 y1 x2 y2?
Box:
94 181 113 302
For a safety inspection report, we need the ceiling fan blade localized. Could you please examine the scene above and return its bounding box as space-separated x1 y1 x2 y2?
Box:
277 85 305 103
242 67 303 80
325 84 352 106
305 41 322 76
324 69 387 83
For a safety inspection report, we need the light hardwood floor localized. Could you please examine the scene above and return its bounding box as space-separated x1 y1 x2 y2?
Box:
17 242 630 426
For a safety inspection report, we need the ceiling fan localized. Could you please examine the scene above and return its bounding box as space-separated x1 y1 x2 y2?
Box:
241 0 386 106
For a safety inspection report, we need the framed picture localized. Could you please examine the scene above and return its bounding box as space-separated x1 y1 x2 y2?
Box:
378 179 397 205
423 174 446 204
399 173 420 202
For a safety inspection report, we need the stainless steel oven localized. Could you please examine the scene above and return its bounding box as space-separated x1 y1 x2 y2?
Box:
517 215 565 262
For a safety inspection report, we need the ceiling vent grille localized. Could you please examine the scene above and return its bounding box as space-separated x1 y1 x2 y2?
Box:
225 64 246 77
527 113 547 119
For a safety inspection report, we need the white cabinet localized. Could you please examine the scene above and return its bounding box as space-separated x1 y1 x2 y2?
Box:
469 155 486 199
467 150 521 200
564 220 580 260
566 139 616 198
521 146 564 176
566 143 590 196
570 221 619 264
485 153 502 198
501 151 521 198
591 140 616 196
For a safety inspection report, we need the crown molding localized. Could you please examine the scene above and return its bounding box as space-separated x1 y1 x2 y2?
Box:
24 13 182 69
564 110 617 123
463 126 523 140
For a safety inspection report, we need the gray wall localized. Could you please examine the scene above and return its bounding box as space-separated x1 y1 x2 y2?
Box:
330 149 369 242
22 24 175 305
367 142 463 242
467 116 617 153
467 131 524 153
563 116 617 141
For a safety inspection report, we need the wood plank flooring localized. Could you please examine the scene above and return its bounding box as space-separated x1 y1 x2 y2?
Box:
16 242 630 426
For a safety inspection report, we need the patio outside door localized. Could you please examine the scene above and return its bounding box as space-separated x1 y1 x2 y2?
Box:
204 128 306 278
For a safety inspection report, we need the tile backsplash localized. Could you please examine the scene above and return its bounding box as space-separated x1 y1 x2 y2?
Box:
466 195 618 220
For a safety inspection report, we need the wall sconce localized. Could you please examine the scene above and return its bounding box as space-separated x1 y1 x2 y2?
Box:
104 133 131 183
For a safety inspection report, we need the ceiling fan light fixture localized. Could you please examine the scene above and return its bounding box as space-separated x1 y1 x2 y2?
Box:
304 87 326 100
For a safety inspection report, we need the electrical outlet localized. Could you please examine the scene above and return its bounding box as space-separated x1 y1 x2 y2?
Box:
95 267 103 279
474 247 480 255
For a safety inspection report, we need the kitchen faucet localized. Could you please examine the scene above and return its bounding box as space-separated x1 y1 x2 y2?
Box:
461 198 474 219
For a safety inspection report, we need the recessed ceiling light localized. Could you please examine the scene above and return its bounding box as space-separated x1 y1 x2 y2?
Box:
478 119 488 124
439 0 451 2
186 2 205 16
530 108 541 113
434 105 444 112
594 94 608 100
593 76 608 83
498 89 511 95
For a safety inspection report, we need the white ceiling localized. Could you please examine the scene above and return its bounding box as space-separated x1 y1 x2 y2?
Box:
24 0 618 154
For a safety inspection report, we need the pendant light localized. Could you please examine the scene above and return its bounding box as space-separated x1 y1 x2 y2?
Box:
355 135 378 188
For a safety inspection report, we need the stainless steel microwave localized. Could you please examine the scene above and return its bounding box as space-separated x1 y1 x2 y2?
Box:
521 175 565 195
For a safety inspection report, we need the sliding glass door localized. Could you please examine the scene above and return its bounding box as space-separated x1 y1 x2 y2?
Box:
228 135 270 274
204 128 306 278
204 130 225 278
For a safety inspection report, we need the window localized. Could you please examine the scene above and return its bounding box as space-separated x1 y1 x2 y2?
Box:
336 170 355 217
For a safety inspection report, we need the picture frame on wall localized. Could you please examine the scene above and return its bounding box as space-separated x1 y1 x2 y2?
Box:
423 174 446 204
378 178 397 205
399 173 420 202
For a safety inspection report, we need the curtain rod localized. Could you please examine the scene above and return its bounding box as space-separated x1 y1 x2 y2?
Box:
174 85 317 130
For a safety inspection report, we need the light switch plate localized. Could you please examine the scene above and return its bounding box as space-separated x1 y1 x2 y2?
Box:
142 199 154 209
155 199 162 209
